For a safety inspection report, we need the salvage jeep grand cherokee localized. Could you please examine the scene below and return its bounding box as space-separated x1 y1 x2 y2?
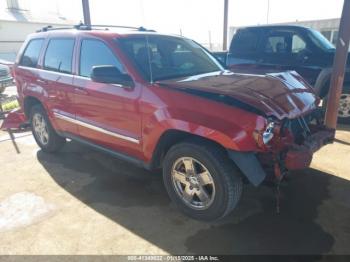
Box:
12 25 334 221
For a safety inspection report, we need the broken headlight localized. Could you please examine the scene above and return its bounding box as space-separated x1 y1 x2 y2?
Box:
262 121 275 145
253 120 276 148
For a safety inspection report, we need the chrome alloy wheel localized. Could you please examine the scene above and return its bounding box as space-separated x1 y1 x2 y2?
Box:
171 157 215 210
338 94 350 118
32 113 49 145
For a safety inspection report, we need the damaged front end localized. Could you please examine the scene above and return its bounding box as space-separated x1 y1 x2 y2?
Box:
255 109 334 182
157 70 334 186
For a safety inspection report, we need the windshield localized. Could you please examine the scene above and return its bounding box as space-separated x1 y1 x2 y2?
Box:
308 29 335 51
117 35 223 82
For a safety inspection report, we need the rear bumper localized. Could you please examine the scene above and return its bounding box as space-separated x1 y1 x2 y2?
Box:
284 129 334 170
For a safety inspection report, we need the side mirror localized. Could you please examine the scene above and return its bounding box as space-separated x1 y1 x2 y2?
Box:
91 65 134 87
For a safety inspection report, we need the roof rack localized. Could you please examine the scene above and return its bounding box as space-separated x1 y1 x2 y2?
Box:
36 25 73 32
36 23 155 33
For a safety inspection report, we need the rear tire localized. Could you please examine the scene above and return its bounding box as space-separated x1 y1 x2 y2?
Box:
323 85 350 125
162 140 243 221
30 104 65 152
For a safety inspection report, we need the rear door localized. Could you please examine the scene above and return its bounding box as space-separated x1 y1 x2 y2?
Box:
38 38 77 134
72 37 142 155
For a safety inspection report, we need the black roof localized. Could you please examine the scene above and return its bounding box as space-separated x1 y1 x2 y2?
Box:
238 24 311 31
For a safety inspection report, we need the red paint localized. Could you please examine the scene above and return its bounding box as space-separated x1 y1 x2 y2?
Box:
0 109 26 130
12 29 332 177
157 70 318 120
285 148 313 170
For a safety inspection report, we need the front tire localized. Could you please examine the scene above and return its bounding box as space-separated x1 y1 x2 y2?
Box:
162 140 243 221
30 104 66 152
338 86 350 124
323 85 350 125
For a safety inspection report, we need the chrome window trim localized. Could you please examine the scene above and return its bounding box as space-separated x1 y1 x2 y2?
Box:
53 110 139 144
17 66 74 77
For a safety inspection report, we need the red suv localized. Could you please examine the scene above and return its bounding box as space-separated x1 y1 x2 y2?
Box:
12 25 334 221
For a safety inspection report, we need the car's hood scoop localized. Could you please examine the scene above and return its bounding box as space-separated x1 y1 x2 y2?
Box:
157 70 318 120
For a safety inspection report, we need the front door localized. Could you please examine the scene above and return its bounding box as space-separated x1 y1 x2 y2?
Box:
72 38 142 156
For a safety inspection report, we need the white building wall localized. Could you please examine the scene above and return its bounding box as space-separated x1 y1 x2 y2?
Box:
0 20 73 61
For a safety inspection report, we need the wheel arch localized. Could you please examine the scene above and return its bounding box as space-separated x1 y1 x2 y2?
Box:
315 68 350 98
23 96 44 118
149 129 228 170
314 68 332 98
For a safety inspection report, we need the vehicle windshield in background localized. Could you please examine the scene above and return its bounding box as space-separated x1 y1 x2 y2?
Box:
118 36 223 82
308 29 335 51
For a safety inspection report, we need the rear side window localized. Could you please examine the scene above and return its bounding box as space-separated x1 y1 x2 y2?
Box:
79 39 124 77
44 39 75 74
20 39 44 68
230 29 260 55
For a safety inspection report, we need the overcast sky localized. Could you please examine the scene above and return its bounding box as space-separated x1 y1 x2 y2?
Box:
29 0 344 44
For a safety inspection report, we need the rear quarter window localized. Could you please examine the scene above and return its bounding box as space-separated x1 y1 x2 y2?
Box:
44 38 75 74
230 29 260 55
20 39 44 68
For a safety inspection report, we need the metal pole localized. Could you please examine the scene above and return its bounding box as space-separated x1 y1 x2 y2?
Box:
82 0 91 26
266 0 270 24
223 0 229 50
209 30 212 51
325 0 350 130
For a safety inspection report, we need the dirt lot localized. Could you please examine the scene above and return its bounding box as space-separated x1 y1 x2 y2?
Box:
0 88 350 255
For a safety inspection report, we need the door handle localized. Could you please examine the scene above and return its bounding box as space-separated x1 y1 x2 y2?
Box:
74 87 88 95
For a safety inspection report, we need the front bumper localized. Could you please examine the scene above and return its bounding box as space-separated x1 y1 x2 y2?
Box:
284 129 335 170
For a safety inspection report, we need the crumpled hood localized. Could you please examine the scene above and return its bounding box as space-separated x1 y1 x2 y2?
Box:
157 70 319 120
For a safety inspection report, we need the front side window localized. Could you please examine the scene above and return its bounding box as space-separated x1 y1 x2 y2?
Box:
79 39 124 77
264 35 288 54
20 39 44 68
292 34 307 53
44 39 75 74
263 31 308 55
118 36 222 81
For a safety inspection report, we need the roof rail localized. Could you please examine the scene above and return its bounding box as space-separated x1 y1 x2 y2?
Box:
36 25 74 32
77 24 155 32
36 23 155 33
